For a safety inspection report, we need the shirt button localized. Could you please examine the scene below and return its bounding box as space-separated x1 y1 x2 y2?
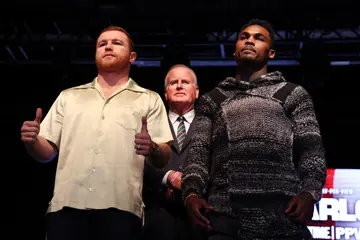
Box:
89 188 93 192
92 168 96 173
94 149 99 154
101 115 105 120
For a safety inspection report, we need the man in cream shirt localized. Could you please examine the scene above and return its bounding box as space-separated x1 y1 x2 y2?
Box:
20 26 173 240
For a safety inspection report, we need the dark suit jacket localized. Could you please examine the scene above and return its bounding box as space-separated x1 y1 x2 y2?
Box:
142 116 206 240
143 117 194 211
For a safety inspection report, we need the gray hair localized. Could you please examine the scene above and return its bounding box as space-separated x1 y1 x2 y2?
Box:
164 64 198 87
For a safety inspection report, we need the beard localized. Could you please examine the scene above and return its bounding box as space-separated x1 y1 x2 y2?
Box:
235 51 256 63
95 56 128 73
234 51 268 68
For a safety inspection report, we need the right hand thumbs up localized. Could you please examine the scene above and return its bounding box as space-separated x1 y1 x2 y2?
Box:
35 108 42 124
21 108 43 144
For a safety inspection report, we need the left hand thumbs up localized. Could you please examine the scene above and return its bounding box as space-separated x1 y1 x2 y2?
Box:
135 116 152 156
140 116 148 133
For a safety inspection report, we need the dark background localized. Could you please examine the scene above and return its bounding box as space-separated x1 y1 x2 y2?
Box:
4 1 359 239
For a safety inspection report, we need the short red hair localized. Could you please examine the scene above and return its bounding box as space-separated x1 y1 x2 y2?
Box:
97 26 134 51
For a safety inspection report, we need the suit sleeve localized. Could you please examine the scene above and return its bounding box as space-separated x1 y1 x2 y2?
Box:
143 160 164 191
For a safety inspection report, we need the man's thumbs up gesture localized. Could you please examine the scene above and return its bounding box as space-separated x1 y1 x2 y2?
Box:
134 116 153 156
21 108 42 144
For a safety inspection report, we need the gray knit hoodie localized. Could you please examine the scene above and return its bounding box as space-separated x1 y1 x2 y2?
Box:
182 71 326 238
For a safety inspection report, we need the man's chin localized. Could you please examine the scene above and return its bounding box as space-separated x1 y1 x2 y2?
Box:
236 56 256 62
171 101 188 105
97 62 126 72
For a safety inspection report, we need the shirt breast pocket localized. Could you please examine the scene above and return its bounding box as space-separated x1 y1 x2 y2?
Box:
115 106 140 131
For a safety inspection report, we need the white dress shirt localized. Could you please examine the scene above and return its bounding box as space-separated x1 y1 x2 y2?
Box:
162 109 195 186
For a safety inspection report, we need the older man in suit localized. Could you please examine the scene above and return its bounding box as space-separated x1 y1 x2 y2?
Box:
142 64 201 240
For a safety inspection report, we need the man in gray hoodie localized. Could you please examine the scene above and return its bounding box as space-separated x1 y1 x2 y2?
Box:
181 19 326 240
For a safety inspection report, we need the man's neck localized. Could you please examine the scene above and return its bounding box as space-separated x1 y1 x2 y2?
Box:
235 63 268 81
97 71 129 89
169 103 194 116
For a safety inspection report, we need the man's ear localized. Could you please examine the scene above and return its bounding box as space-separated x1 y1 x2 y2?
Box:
129 52 137 63
268 49 275 59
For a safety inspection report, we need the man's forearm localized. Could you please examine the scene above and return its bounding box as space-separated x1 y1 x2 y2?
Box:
147 142 171 169
25 135 58 163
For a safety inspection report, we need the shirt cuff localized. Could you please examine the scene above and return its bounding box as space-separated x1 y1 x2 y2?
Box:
162 170 172 186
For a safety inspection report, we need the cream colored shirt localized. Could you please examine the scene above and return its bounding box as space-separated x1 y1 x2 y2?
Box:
39 78 173 219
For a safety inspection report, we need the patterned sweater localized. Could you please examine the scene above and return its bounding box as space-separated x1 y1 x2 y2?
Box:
182 71 326 238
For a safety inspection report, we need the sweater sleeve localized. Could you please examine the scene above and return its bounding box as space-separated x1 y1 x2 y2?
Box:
286 85 327 199
182 93 216 200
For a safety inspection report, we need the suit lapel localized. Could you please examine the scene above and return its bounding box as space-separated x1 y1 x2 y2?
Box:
168 118 181 153
179 121 193 151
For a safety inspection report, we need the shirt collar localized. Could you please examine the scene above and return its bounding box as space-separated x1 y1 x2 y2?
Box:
169 109 195 124
73 77 147 93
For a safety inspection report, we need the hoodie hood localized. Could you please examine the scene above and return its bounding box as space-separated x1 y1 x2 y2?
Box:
218 71 286 91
